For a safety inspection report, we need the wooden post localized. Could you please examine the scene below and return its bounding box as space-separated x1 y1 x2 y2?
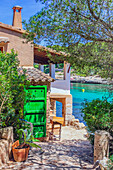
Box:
94 130 110 162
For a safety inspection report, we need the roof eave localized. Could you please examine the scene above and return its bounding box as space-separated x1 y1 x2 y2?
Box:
0 22 27 34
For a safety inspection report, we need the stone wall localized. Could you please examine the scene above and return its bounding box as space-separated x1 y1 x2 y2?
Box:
0 127 13 166
50 94 72 126
65 94 72 125
50 99 56 118
94 130 110 163
93 130 111 170
0 27 34 66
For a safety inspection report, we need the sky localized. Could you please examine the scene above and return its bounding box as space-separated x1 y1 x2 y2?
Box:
0 0 43 26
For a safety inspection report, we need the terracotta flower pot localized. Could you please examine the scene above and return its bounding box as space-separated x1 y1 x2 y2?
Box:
12 140 30 162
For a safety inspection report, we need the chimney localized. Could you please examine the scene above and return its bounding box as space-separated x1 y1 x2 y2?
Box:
12 6 23 29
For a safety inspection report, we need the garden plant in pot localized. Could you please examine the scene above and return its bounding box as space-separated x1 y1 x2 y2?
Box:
12 129 41 162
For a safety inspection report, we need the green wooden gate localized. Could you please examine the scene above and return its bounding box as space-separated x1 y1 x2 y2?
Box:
24 85 47 138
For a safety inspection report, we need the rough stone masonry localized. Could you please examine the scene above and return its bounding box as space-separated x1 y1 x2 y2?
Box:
0 127 13 166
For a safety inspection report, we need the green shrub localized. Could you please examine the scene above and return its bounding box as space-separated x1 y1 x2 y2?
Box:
17 129 41 149
34 64 39 69
82 98 113 144
0 50 30 140
108 154 113 170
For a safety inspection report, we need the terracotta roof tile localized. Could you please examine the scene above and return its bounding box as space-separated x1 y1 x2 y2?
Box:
34 45 68 56
18 67 55 83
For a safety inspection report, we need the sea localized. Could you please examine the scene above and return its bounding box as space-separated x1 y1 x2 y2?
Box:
56 83 113 124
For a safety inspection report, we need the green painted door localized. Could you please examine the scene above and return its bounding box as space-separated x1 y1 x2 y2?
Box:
24 85 47 138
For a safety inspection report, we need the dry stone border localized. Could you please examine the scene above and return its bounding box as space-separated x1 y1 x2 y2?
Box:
69 116 86 130
1 127 110 169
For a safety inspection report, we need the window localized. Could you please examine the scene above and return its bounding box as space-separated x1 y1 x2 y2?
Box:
0 47 3 53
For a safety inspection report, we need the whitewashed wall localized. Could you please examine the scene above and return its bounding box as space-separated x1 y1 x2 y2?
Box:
51 80 70 94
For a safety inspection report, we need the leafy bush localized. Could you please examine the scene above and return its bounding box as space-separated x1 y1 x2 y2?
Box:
44 66 49 74
34 63 39 69
0 50 30 140
82 98 113 144
108 154 113 170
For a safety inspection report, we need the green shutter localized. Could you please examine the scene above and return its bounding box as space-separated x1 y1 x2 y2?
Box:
24 85 47 138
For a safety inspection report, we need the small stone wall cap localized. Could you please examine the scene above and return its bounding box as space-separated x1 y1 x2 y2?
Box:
95 130 110 136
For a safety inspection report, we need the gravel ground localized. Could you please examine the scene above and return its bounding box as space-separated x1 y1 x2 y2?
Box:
1 127 95 170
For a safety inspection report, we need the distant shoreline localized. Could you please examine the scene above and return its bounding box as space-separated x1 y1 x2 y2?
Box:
70 75 112 85
70 80 104 84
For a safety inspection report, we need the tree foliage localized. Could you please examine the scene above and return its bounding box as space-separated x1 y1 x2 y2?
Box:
24 0 113 78
82 98 113 144
25 0 113 44
0 50 30 139
47 42 113 78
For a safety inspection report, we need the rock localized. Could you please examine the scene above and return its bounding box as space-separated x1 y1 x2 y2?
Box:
69 115 86 130
71 74 112 84
84 132 89 138
70 118 86 130
0 139 9 165
74 119 79 123
78 123 86 129
99 157 109 170
73 122 80 129
69 116 80 126
0 126 13 141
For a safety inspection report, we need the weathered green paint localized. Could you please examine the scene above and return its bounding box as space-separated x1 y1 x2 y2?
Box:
24 85 47 138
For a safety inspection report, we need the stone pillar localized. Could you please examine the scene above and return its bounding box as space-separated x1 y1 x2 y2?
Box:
65 95 72 125
39 64 44 72
0 127 13 166
50 99 56 117
94 130 110 163
64 61 70 80
49 63 55 79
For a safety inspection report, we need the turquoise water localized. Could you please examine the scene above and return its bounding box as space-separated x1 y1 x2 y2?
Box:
70 83 112 124
56 83 112 122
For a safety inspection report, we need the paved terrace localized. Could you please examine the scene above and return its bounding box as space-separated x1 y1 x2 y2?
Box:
1 127 95 170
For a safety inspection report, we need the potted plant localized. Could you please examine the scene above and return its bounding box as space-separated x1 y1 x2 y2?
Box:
12 129 41 162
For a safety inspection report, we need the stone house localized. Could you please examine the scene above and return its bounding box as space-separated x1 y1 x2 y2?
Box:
34 45 72 126
0 6 72 140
